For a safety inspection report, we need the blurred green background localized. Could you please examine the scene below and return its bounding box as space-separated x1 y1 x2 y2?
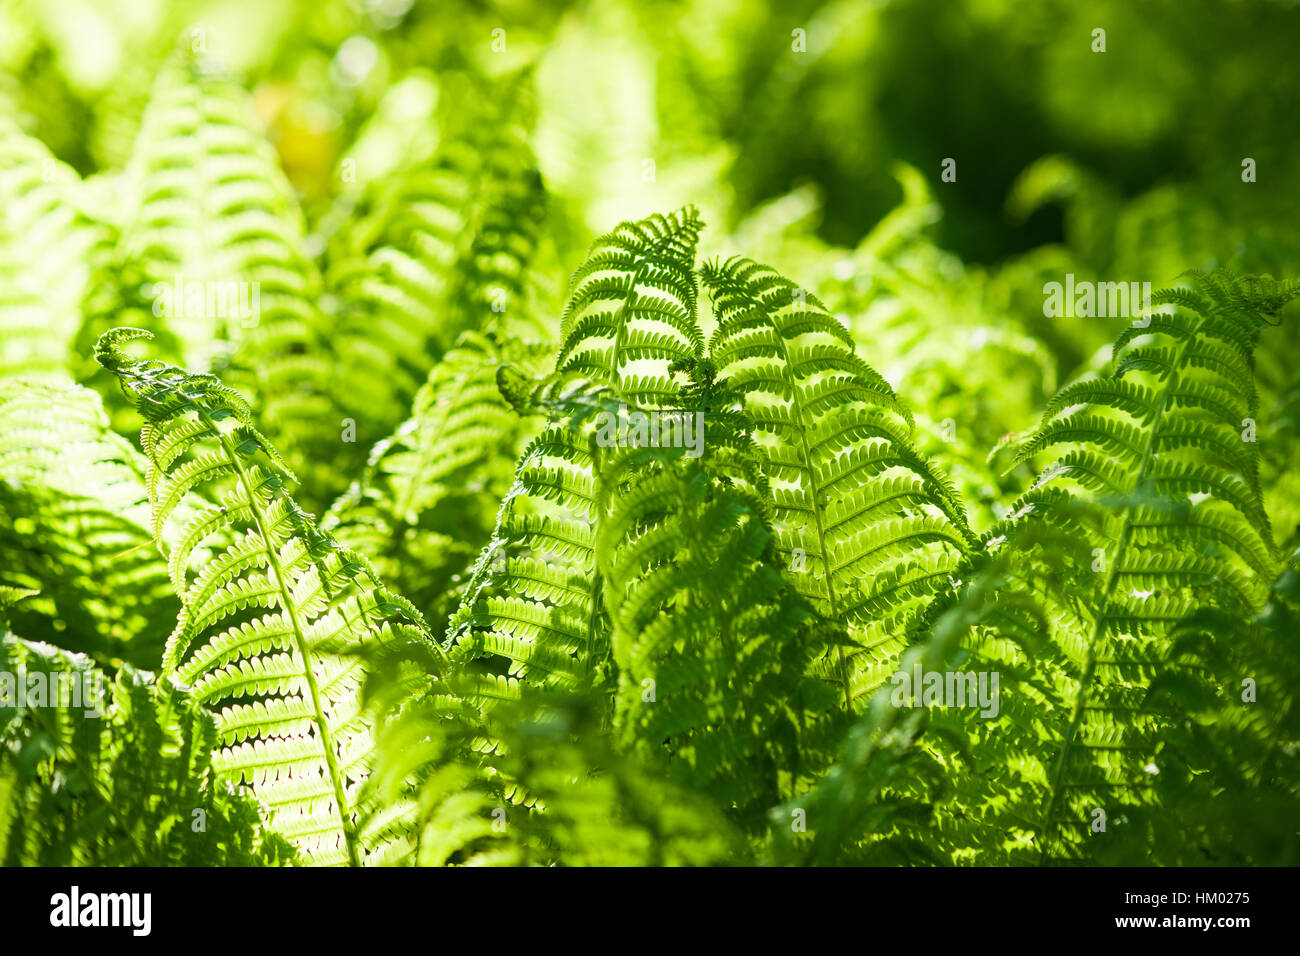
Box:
6 0 1298 264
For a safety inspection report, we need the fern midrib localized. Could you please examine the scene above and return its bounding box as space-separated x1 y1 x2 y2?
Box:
209 419 361 866
1039 324 1200 856
788 361 853 711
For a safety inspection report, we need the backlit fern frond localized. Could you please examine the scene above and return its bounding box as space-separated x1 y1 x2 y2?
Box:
0 381 178 666
445 208 707 722
598 446 846 833
94 327 431 866
112 50 318 367
327 72 552 457
323 333 538 636
0 116 103 382
770 537 1059 865
996 269 1300 861
0 632 295 866
558 206 704 406
700 255 978 708
103 48 343 508
1091 547 1300 864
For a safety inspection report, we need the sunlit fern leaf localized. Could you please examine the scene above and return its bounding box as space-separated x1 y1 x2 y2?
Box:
699 255 977 708
323 333 540 637
1093 547 1300 864
99 48 345 508
111 50 313 366
0 381 180 666
445 418 602 722
445 207 706 727
598 443 846 833
770 537 1058 865
558 206 704 406
996 269 1300 861
327 72 552 459
0 633 296 866
95 327 431 866
0 116 103 383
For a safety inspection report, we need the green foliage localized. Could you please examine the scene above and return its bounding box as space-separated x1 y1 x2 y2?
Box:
701 250 978 704
323 332 533 637
94 327 432 865
0 626 294 866
2 2 1298 868
0 117 103 382
0 381 177 666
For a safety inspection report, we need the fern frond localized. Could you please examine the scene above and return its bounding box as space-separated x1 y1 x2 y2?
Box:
327 72 553 457
98 48 349 508
771 536 1059 865
323 333 538 634
999 269 1299 861
599 447 845 832
700 255 977 709
95 327 431 865
446 208 707 720
0 380 177 665
0 116 103 382
362 649 743 866
0 634 295 865
558 206 704 405
1108 547 1300 864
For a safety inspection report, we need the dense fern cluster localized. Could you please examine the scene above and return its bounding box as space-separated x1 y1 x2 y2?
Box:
2 25 1298 868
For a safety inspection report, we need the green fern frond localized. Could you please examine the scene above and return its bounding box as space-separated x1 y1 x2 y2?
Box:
0 634 295 866
700 255 977 709
446 208 708 719
771 537 1058 865
323 333 539 635
1109 547 1300 864
97 48 348 508
998 269 1300 861
0 380 178 666
362 649 742 866
94 326 431 866
0 116 103 383
558 206 704 405
110 51 316 366
599 447 845 832
327 72 553 457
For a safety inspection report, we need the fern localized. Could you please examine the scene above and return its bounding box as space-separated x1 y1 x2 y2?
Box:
323 332 539 634
0 380 178 666
363 660 742 866
1115 547 1300 864
0 622 294 866
993 271 1297 860
445 207 707 720
96 49 347 508
0 116 103 383
327 72 553 460
700 254 978 706
94 327 431 865
599 446 845 831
